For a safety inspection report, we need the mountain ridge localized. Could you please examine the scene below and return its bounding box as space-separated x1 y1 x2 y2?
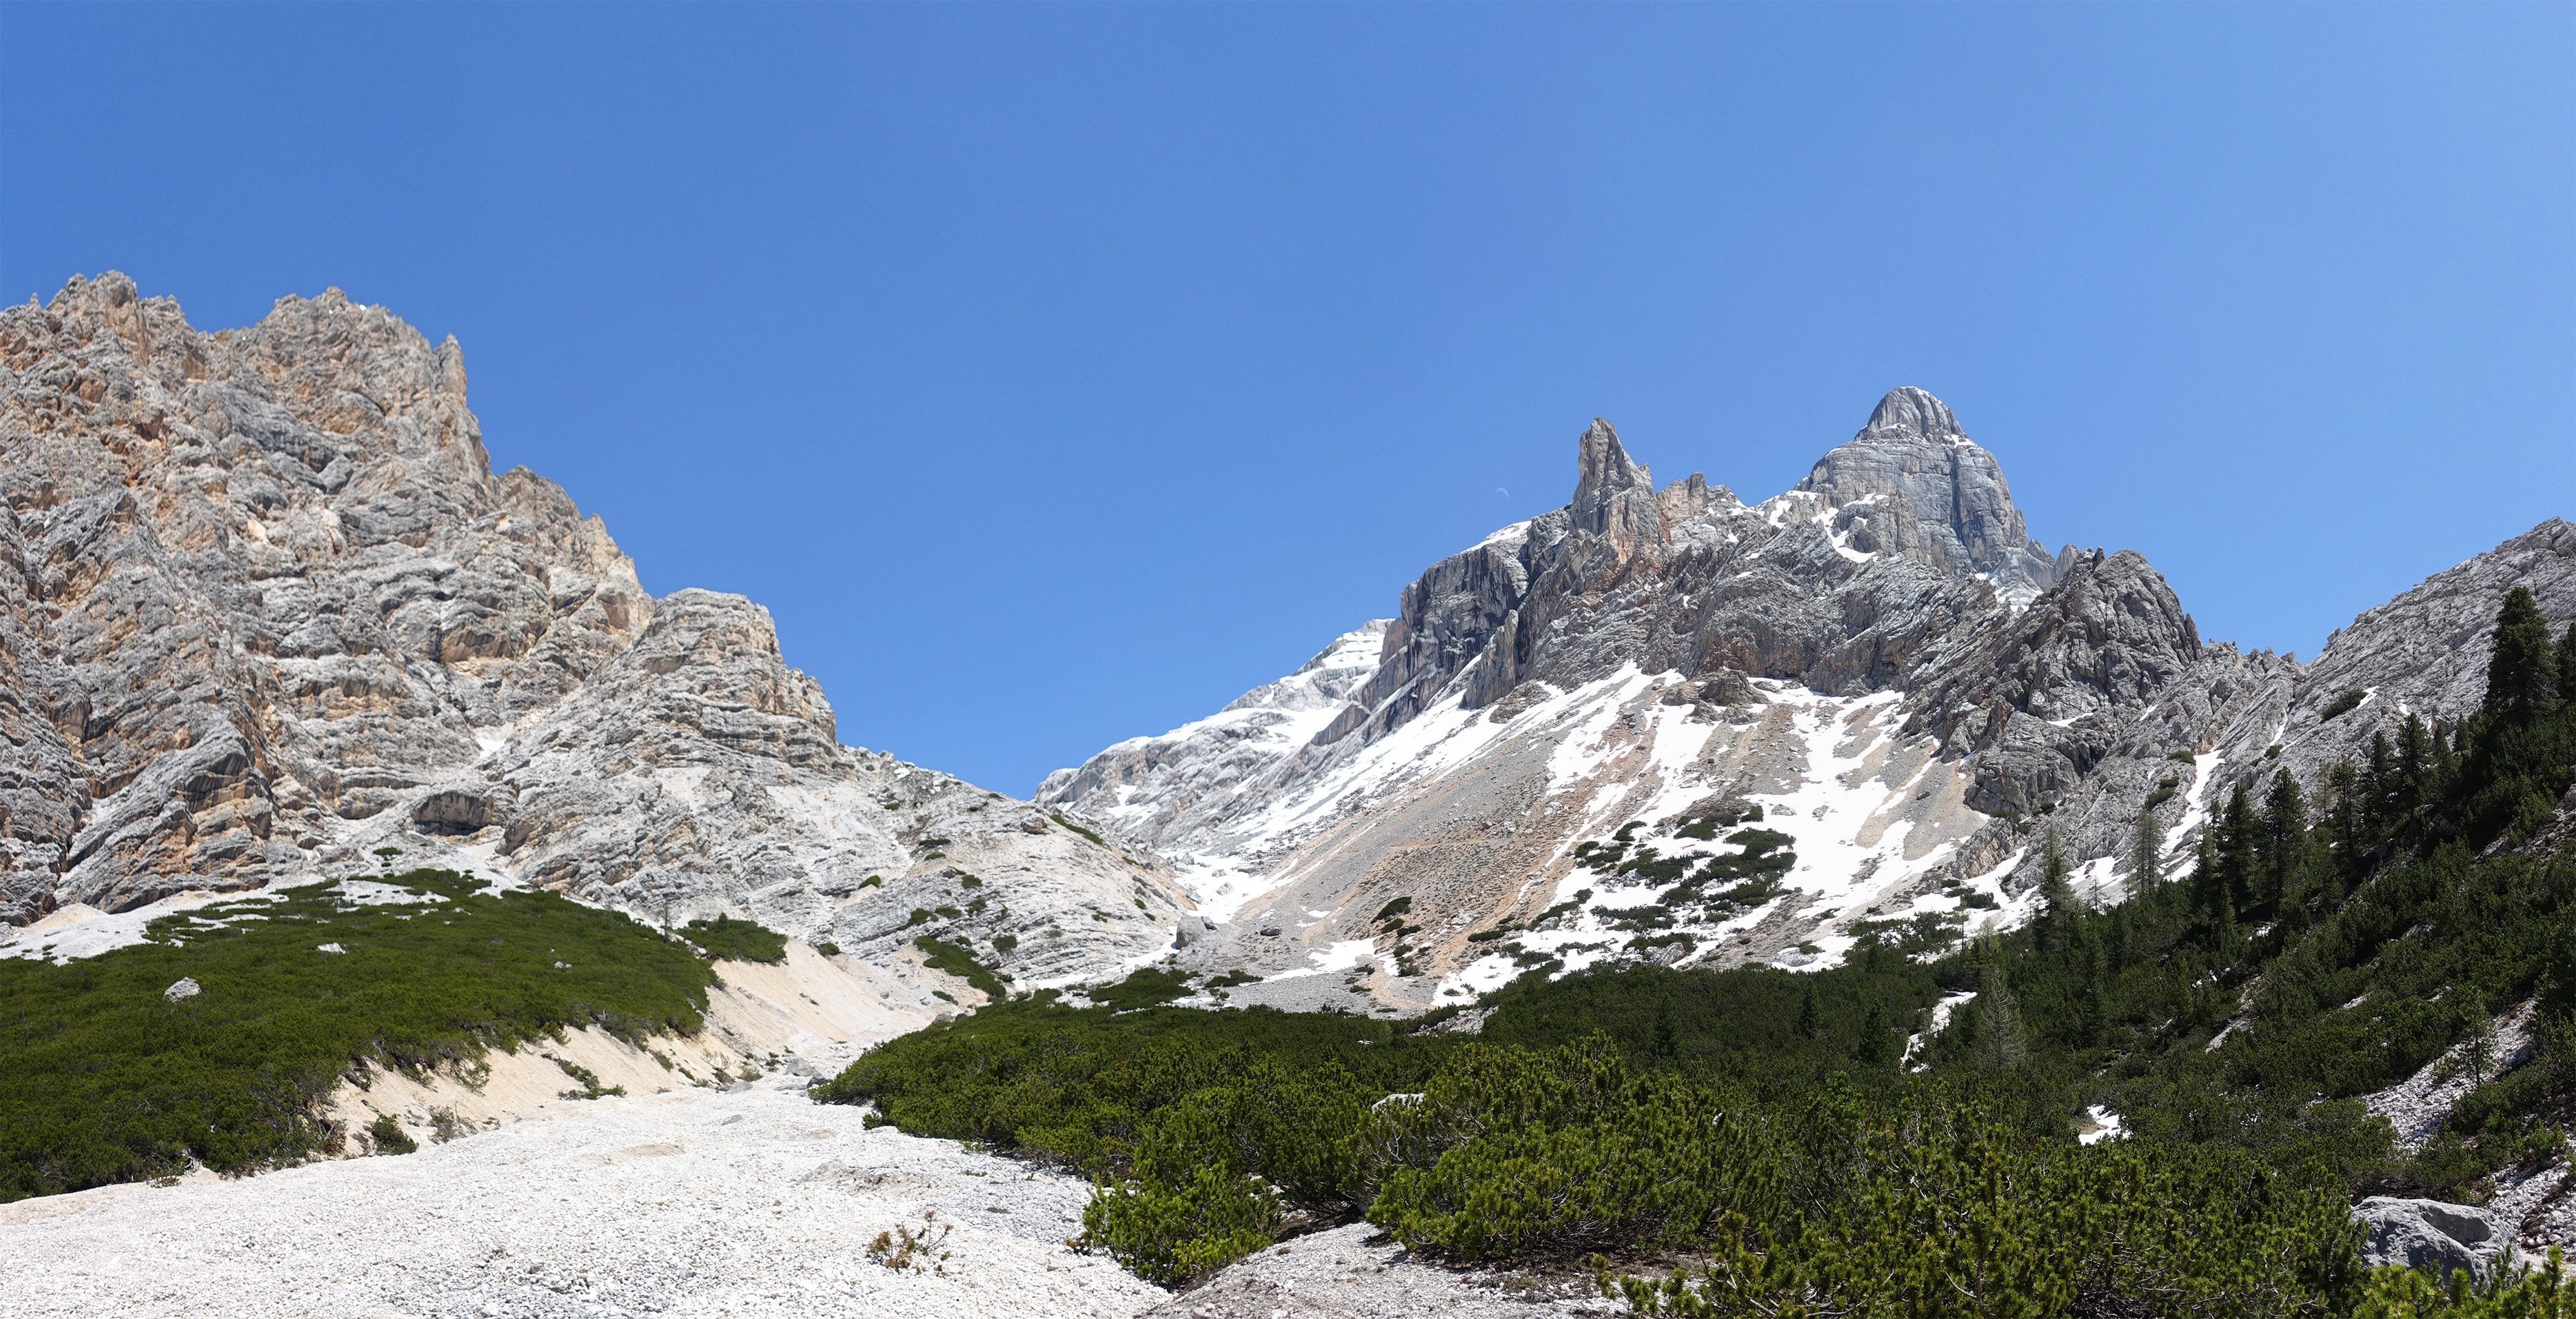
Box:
1039 391 2571 1011
1 272 1189 995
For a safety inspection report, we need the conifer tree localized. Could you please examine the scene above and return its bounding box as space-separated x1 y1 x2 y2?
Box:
2129 806 2164 898
2558 621 2576 703
2038 825 2076 953
2366 729 2397 829
2325 758 2364 896
1856 998 1895 1067
2484 586 2558 724
2218 783 2258 920
1796 984 1822 1041
2260 769 2307 920
2076 927 2109 1047
2397 714 2431 813
1971 937 2028 1071
2190 825 2226 932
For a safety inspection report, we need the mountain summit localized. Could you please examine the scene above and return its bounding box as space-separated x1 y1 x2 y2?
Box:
1042 391 2573 1014
1795 386 2066 598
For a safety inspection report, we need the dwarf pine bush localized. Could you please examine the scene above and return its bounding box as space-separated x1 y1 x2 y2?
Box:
1 869 713 1200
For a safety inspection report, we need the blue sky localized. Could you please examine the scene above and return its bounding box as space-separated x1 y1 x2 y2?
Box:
4 4 2569 796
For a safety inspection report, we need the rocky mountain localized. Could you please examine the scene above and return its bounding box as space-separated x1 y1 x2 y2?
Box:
1041 391 2573 1012
0 273 1193 989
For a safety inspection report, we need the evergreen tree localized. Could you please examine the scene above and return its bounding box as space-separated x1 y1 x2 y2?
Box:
2076 927 2109 1047
2484 585 2559 723
2217 783 2258 920
1855 998 1895 1067
1796 984 1822 1041
2129 806 2164 898
2037 825 2076 953
2260 769 2307 921
2558 621 2576 703
2108 903 2132 972
2190 825 2231 940
2366 729 2397 829
1971 938 2028 1071
2324 758 2364 897
2397 714 2431 816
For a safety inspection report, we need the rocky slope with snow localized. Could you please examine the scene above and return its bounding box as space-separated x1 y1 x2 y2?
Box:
0 273 1190 989
1042 390 2573 1009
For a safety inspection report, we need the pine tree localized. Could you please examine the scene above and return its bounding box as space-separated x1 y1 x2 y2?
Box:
2076 926 2109 1047
2108 903 2132 971
2366 729 2397 829
2218 783 2258 921
2129 806 2164 898
2484 586 2559 724
1971 938 2028 1071
2260 769 2307 921
2325 758 2364 898
2190 825 2225 929
2397 714 2431 816
1796 984 1822 1041
1856 998 1895 1067
2557 621 2576 704
2456 998 2500 1088
2038 825 2076 953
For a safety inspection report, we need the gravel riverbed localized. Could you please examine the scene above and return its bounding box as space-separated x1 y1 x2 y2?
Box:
0 1077 1159 1319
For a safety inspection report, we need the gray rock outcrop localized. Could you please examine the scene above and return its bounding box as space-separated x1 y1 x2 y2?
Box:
0 273 1188 986
1793 385 2067 599
2357 1196 2511 1278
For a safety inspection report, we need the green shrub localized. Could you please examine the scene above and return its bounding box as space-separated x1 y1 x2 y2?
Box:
912 936 1007 999
0 870 713 1201
367 1113 416 1156
1051 814 1108 847
555 1058 625 1100
1370 1038 1789 1258
679 914 789 964
1082 1163 1279 1285
1089 967 1195 1011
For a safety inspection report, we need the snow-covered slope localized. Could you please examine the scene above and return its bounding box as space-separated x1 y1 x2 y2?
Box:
1045 390 2570 1007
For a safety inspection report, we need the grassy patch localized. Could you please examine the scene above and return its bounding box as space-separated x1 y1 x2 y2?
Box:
0 869 713 1201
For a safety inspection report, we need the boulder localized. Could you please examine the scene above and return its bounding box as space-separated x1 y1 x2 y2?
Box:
2357 1196 2511 1278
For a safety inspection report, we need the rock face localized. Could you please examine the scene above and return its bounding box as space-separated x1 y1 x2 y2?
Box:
1792 385 2067 600
1042 390 2570 1008
2356 1196 2512 1278
0 274 1190 987
2269 518 2576 799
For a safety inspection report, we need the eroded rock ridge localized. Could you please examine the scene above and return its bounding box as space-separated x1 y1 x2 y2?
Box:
1 273 1189 989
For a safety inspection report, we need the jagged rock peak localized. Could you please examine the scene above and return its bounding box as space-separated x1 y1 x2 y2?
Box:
1568 418 1662 552
1795 387 2064 598
1858 384 1967 446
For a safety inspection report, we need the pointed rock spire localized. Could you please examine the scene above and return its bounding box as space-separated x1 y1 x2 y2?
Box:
1568 418 1664 555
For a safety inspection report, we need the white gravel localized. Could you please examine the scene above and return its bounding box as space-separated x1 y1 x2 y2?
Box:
0 1077 1165 1319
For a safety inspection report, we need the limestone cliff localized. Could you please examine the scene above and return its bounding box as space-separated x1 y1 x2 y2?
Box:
0 274 1189 988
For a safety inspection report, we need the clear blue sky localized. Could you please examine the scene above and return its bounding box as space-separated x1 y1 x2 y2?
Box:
5 4 2569 796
